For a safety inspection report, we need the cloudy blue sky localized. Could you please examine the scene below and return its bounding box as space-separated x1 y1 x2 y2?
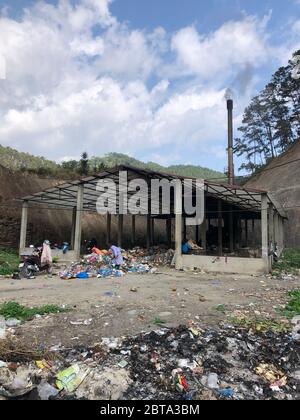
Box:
0 0 299 173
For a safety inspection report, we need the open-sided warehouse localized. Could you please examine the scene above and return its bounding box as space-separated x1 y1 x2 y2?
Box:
18 165 287 274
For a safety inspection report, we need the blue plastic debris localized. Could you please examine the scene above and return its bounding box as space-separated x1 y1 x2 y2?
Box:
218 388 235 398
76 272 89 279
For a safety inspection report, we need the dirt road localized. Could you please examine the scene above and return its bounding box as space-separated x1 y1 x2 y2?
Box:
0 268 298 348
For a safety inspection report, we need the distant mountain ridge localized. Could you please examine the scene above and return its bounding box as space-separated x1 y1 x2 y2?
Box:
89 153 224 180
0 145 224 180
0 145 57 172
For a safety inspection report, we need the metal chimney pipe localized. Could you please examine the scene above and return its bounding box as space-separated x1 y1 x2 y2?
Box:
227 99 234 185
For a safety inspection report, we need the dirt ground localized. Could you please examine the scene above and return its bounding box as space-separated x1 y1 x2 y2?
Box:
0 268 299 349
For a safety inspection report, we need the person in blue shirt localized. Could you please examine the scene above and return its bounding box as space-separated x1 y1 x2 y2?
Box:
182 240 193 255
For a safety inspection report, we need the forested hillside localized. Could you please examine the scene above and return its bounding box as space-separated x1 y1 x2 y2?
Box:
0 147 224 180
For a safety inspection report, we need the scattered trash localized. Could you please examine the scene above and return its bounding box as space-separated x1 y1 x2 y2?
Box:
5 319 21 328
36 360 54 371
291 316 300 340
118 360 129 369
255 364 286 384
0 324 299 400
38 382 59 400
270 377 287 392
218 388 235 398
207 373 219 389
56 364 91 393
0 316 6 339
0 328 6 340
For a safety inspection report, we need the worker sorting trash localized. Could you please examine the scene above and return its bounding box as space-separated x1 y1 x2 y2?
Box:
108 244 124 269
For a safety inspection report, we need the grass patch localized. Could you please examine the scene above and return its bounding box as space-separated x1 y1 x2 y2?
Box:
0 249 19 276
0 301 68 321
229 316 291 333
273 249 300 274
277 290 300 319
215 304 226 314
153 318 166 326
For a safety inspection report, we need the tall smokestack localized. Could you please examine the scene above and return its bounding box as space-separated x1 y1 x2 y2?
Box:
226 89 234 185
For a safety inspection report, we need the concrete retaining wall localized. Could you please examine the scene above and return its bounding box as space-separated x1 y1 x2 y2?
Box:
182 255 267 274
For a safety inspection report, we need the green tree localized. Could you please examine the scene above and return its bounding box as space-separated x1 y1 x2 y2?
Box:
235 50 300 173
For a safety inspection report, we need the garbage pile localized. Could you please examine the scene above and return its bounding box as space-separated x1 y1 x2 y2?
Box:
59 247 174 280
0 323 299 400
124 247 175 267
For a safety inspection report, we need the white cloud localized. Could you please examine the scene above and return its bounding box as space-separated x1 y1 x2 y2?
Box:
0 0 297 171
171 17 269 79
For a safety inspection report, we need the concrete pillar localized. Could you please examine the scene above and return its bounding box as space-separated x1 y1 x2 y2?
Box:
281 218 285 253
200 219 207 252
274 212 279 248
19 201 28 254
106 213 112 246
278 216 284 256
252 219 255 247
74 184 84 260
118 214 124 248
131 215 136 246
237 214 241 249
218 200 223 256
166 218 172 248
196 224 199 245
245 219 248 247
268 204 274 268
151 218 155 246
261 194 269 273
183 217 187 242
70 207 76 249
147 214 151 249
229 206 234 253
175 182 183 270
268 205 274 246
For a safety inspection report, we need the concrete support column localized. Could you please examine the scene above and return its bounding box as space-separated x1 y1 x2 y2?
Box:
268 205 274 247
175 183 183 270
196 224 199 245
229 206 234 253
261 194 269 273
106 213 112 246
71 207 76 249
19 201 28 254
200 219 207 252
74 184 84 260
147 214 151 249
166 219 172 248
245 219 248 247
151 218 155 246
183 217 187 242
274 212 279 249
237 214 241 249
278 216 284 256
252 219 256 247
218 200 223 256
118 214 124 248
131 215 136 246
281 218 285 253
